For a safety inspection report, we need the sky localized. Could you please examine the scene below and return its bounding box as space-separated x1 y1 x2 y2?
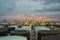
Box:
0 0 60 19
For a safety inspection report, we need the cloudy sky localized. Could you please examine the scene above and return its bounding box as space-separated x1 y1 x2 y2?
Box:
0 0 60 19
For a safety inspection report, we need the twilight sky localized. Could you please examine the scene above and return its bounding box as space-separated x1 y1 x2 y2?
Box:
0 0 60 19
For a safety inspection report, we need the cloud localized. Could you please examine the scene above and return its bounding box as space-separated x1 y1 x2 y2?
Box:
35 3 60 12
42 0 60 4
0 0 60 19
0 0 16 16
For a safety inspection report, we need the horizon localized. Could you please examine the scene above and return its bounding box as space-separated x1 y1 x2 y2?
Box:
0 15 60 22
